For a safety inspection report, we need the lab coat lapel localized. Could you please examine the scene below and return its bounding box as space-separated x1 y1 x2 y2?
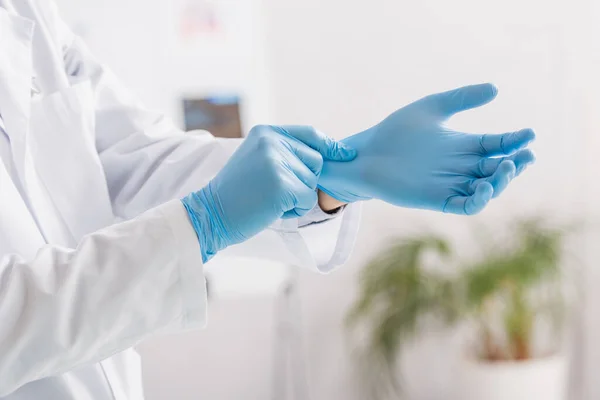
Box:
0 8 35 191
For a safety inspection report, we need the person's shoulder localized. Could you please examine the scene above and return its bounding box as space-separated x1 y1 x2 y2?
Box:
5 0 74 48
5 0 65 25
3 0 52 16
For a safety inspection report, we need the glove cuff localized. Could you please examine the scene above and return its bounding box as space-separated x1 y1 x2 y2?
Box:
181 184 230 263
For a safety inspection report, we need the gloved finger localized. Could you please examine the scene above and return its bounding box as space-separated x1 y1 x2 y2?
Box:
443 182 493 215
470 160 516 199
427 83 498 117
473 128 536 157
475 149 536 178
274 125 357 162
286 151 319 190
281 184 318 219
289 140 324 176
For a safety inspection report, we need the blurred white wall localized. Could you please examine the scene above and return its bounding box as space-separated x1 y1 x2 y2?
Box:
54 0 273 130
52 0 595 399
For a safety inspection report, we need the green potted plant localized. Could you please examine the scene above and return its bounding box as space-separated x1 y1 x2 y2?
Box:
347 220 571 400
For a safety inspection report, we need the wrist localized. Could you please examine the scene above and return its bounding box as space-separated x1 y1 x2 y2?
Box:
318 189 347 213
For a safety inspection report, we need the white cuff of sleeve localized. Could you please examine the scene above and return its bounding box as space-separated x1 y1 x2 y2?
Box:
276 202 361 273
158 200 208 330
297 203 345 227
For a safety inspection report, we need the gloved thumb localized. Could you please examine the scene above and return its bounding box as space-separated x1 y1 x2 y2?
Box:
428 83 498 118
273 125 357 162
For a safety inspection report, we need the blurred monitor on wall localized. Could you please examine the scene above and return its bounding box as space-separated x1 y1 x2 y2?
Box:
182 95 242 138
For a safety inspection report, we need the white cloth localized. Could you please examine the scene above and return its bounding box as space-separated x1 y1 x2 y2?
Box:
0 115 24 208
0 115 73 245
0 116 12 181
0 1 361 399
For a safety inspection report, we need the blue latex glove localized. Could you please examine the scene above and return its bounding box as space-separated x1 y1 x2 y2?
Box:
318 83 536 215
182 125 356 262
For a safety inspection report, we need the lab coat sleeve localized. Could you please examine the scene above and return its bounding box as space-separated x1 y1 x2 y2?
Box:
0 200 206 396
52 6 360 272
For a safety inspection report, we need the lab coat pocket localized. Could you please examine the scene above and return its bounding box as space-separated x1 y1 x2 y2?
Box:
0 163 45 258
29 80 114 240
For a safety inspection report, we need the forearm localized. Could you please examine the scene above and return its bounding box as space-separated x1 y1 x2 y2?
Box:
0 201 205 396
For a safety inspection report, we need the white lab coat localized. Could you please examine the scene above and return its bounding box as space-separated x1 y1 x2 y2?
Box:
0 1 360 398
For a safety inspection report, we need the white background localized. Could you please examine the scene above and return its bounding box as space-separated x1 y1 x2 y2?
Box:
53 0 596 399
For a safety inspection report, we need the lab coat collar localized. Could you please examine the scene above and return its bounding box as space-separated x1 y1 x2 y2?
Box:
0 8 35 189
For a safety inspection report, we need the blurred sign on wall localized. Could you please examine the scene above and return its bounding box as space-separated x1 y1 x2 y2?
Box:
177 0 221 39
182 95 243 138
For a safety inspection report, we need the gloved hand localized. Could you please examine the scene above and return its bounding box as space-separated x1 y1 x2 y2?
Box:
182 125 356 262
318 83 536 215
